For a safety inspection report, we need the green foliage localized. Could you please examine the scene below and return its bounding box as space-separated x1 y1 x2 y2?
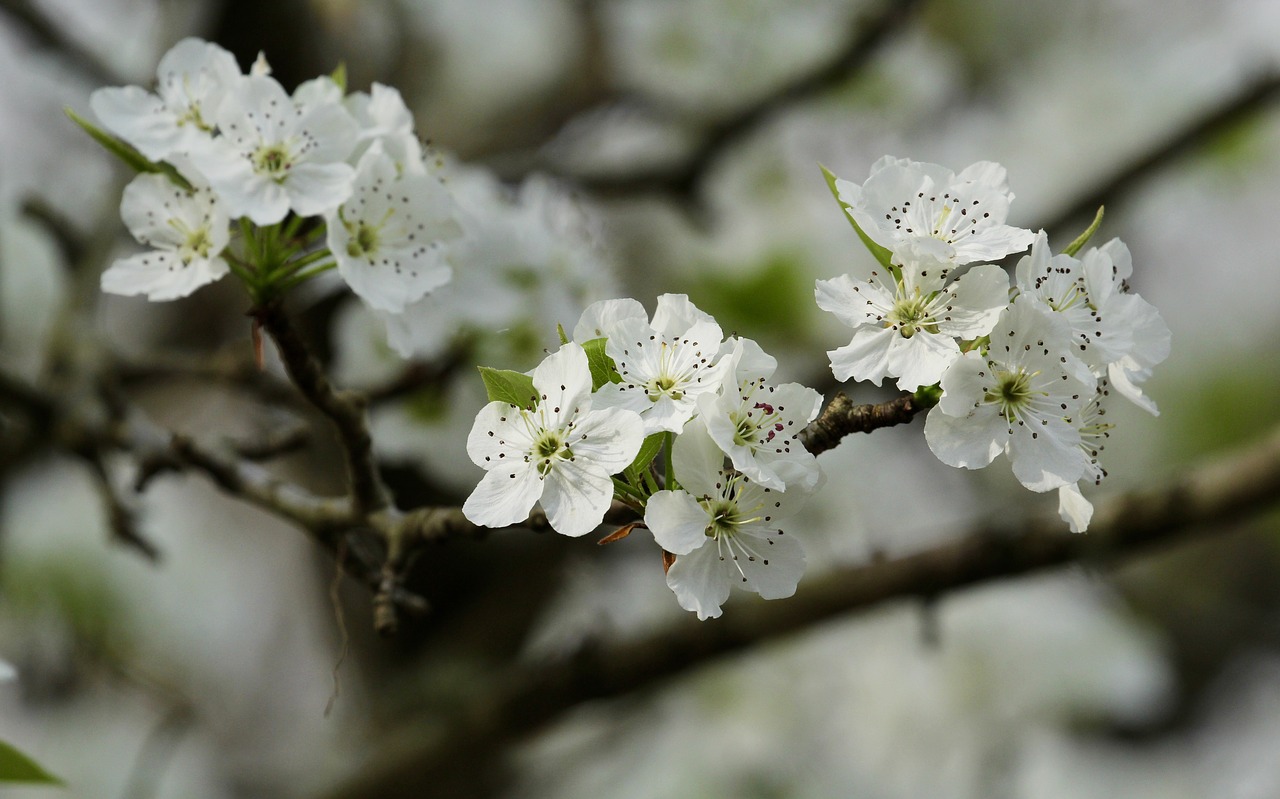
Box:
1062 206 1105 257
477 367 538 409
582 337 621 391
65 108 191 190
625 434 665 484
819 164 894 269
684 252 817 349
0 740 63 785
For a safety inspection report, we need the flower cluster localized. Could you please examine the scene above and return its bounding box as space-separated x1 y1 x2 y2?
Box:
464 294 824 619
819 157 1170 531
87 38 459 311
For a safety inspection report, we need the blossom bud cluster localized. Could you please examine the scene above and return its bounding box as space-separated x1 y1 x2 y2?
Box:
89 38 459 311
464 294 824 619
819 157 1170 531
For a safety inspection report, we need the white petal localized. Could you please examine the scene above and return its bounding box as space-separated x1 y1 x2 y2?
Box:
465 402 533 467
100 251 229 301
540 459 614 537
532 343 593 428
815 273 891 329
572 297 647 341
924 404 1006 469
463 466 543 529
889 331 960 391
568 407 644 474
730 527 805 600
938 264 1010 338
89 86 177 161
286 161 355 218
827 327 896 384
671 419 726 497
665 545 732 620
1007 419 1088 492
1057 483 1094 533
651 293 717 336
645 490 711 555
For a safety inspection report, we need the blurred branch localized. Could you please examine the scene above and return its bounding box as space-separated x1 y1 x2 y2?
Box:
252 300 389 516
0 0 124 84
561 0 927 198
331 424 1280 798
114 349 306 410
1038 69 1280 235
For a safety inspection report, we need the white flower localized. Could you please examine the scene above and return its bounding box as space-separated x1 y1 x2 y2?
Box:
698 337 823 491
572 298 647 343
836 156 1035 264
924 298 1095 492
90 37 242 162
1015 232 1170 413
346 83 426 174
816 238 1010 390
1055 381 1119 533
595 294 730 434
101 173 230 301
463 343 644 536
645 422 807 620
326 145 459 313
189 74 357 224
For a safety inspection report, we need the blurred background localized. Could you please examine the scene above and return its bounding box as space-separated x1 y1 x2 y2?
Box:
2 0 1280 796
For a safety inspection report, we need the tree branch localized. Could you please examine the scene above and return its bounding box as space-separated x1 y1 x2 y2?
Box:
328 424 1280 798
801 391 928 456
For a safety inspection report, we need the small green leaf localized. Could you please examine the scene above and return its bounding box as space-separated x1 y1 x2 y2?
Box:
912 383 942 409
556 323 569 345
626 433 665 478
66 107 192 190
1062 206 1105 257
582 337 620 391
330 62 348 94
477 367 538 409
820 164 894 269
0 740 63 785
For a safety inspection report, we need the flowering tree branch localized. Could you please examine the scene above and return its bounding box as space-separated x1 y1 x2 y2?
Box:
327 423 1280 798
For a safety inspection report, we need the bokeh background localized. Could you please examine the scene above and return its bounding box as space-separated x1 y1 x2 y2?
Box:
2 0 1280 797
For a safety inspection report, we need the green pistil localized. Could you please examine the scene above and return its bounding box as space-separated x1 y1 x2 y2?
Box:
253 144 292 181
532 431 571 476
984 369 1037 422
887 290 937 338
704 499 738 538
647 374 682 402
346 222 379 258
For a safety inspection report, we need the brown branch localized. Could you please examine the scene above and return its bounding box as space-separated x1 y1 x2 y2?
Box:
327 424 1280 798
801 391 928 456
1039 69 1280 235
568 0 927 198
252 300 389 516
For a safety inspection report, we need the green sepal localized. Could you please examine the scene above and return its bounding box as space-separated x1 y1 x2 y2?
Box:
912 383 943 409
66 107 192 190
625 434 665 485
330 62 348 94
556 323 569 345
820 164 894 269
582 337 621 391
0 740 63 785
477 367 538 410
1062 206 1105 257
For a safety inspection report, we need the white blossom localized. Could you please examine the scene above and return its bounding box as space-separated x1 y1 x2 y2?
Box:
816 237 1010 390
189 74 357 224
1015 232 1170 415
101 173 231 301
836 156 1035 265
90 37 242 162
326 145 459 313
645 422 807 620
463 343 643 537
345 83 426 174
1056 379 1119 533
595 294 730 434
924 298 1095 492
698 337 823 491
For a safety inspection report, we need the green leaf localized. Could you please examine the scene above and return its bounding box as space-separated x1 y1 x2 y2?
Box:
626 433 664 478
582 337 620 391
330 62 348 94
0 740 63 785
66 107 192 190
477 367 538 409
1062 206 1105 257
820 164 894 269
